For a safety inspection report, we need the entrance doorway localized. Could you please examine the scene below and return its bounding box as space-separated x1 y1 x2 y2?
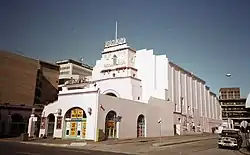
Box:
47 114 55 137
105 111 117 139
35 115 41 137
64 107 87 139
11 113 26 137
137 114 145 138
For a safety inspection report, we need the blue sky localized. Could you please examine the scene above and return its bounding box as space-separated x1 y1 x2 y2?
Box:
1 0 250 97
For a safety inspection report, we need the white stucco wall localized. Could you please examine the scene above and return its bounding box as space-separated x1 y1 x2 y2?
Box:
135 49 169 102
98 94 174 139
39 88 99 140
168 62 222 133
95 77 142 101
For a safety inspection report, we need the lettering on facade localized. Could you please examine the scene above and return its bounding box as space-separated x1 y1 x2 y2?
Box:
68 77 87 85
104 38 126 48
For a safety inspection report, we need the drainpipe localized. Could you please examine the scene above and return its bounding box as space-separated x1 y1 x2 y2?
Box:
181 97 184 114
94 88 100 142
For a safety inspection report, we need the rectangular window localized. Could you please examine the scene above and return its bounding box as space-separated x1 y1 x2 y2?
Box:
60 66 70 70
60 71 70 75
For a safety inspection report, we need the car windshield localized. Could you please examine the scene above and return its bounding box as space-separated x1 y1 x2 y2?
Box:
221 130 239 137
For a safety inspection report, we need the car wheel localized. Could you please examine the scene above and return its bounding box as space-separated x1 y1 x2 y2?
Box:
234 145 240 150
218 145 222 149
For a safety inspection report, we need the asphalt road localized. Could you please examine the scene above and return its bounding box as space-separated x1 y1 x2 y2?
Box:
0 141 131 155
0 139 249 155
146 139 250 155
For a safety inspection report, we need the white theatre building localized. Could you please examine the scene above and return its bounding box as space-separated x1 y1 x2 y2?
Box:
38 37 222 141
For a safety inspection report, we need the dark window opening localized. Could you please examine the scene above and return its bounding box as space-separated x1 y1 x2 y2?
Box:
59 79 70 85
113 55 117 65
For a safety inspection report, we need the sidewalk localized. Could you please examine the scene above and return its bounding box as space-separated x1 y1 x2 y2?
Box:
1 133 218 154
81 134 217 154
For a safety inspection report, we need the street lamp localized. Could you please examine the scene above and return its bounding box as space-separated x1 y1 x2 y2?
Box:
225 73 232 128
158 118 162 143
226 73 231 77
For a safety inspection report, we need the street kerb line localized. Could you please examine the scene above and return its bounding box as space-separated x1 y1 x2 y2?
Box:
16 152 40 155
20 141 68 147
152 137 217 147
19 141 136 155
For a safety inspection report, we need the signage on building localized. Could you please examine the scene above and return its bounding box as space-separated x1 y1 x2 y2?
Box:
67 77 87 85
40 117 46 129
104 38 126 48
56 116 62 129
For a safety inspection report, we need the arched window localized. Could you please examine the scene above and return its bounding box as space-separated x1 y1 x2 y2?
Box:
113 55 117 65
105 110 117 139
106 92 117 97
137 114 145 137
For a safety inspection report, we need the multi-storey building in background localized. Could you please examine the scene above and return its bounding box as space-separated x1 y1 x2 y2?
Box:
219 87 250 130
56 59 93 90
0 50 59 137
219 87 240 100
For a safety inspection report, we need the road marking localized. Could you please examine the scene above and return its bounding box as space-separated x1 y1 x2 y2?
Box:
16 152 40 155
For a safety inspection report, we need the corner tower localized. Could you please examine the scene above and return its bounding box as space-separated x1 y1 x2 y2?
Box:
91 23 142 101
101 38 138 79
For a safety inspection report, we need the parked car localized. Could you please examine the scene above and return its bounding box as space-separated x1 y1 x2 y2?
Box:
218 129 243 150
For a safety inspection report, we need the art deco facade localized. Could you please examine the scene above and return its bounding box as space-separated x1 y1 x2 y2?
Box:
38 37 222 141
168 62 222 134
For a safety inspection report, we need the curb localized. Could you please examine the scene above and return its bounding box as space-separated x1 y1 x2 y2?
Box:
0 139 20 143
20 141 68 147
69 142 88 147
152 137 217 147
20 141 87 147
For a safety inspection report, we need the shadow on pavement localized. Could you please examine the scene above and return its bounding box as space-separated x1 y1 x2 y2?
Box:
239 148 250 155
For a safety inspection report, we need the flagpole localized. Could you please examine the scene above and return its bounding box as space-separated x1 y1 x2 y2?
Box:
115 21 118 41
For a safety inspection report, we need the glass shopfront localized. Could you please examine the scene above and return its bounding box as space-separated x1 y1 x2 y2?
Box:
64 107 87 139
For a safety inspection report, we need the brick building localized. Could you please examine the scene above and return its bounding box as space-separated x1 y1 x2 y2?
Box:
0 50 59 137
